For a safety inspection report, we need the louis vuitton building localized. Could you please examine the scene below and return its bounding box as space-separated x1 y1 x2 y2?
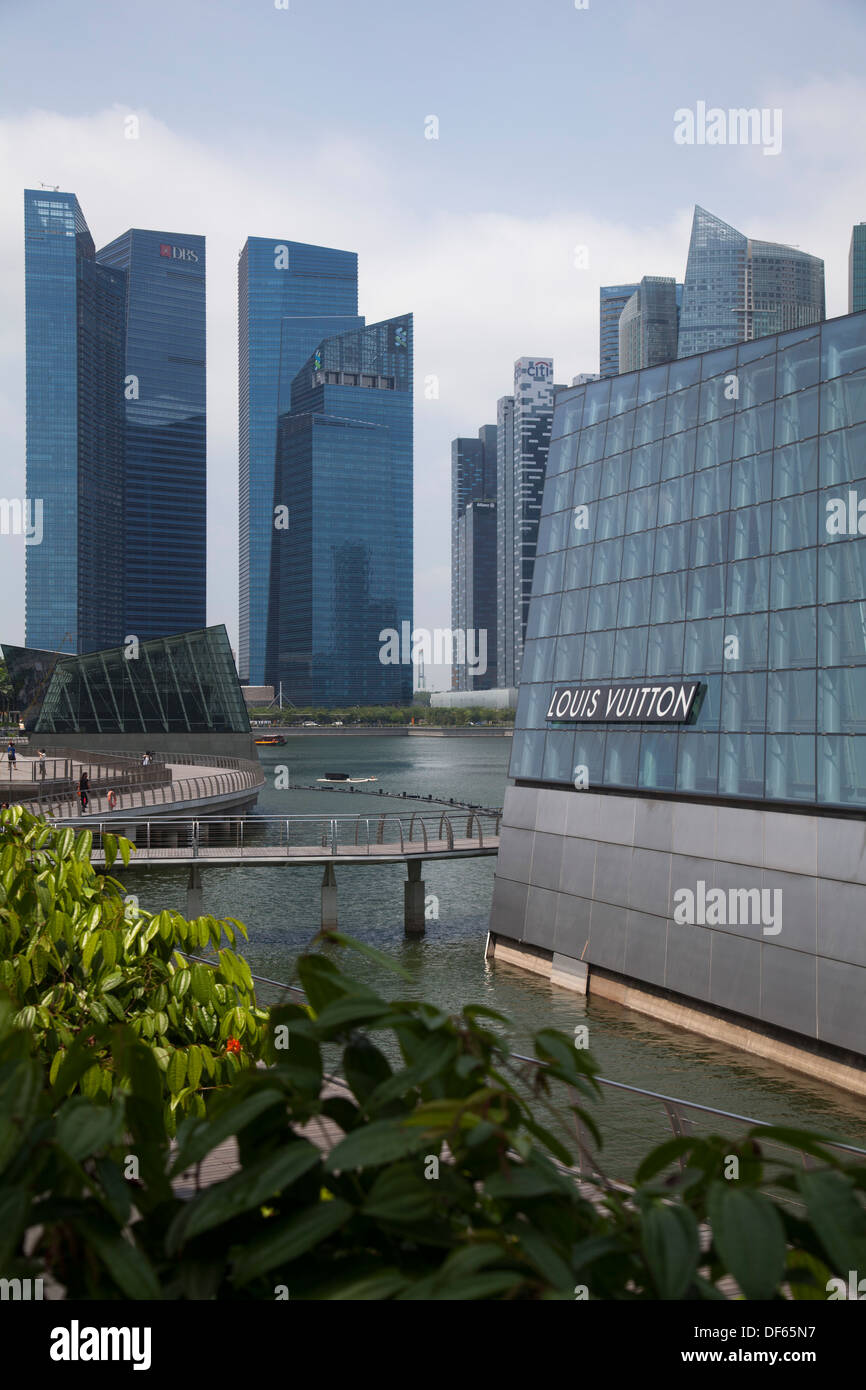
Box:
490 309 866 1088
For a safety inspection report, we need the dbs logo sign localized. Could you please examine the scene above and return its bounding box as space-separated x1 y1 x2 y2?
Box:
159 244 200 263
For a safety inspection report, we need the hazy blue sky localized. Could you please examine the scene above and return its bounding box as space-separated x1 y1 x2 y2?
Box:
2 0 864 684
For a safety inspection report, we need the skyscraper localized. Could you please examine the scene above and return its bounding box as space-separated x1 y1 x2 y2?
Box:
599 284 639 378
455 500 497 691
24 190 126 653
267 315 413 705
618 275 680 373
849 223 866 313
97 229 206 641
678 205 825 359
451 426 497 689
497 358 557 689
238 237 361 684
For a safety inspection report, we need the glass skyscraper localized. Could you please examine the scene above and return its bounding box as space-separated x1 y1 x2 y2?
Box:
455 499 498 691
451 426 496 688
849 223 866 313
97 229 206 641
267 315 413 706
618 276 680 374
678 205 825 359
491 309 866 1068
599 284 639 378
25 190 126 654
496 358 558 689
238 236 361 684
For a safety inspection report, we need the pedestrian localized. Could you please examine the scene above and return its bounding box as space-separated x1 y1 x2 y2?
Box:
6 742 16 773
37 749 47 780
78 770 89 813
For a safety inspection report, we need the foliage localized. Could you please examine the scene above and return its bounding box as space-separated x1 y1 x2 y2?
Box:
1 934 865 1300
248 703 514 727
0 806 267 1129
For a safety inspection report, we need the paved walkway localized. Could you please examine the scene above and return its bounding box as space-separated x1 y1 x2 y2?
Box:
8 759 262 820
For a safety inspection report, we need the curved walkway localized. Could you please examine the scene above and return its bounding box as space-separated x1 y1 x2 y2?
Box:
14 755 264 822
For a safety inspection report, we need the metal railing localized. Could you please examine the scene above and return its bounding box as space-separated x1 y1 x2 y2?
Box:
178 953 866 1180
34 762 264 822
76 810 501 858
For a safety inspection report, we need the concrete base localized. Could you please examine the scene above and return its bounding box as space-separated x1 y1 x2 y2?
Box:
487 934 866 1097
404 859 426 936
321 864 337 929
186 865 203 919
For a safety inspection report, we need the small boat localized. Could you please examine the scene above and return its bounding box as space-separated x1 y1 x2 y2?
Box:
254 734 287 746
317 774 377 783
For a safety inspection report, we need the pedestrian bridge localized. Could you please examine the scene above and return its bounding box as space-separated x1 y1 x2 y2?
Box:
77 811 501 935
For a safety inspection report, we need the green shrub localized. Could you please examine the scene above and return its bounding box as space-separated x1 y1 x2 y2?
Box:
0 806 267 1129
1 934 865 1300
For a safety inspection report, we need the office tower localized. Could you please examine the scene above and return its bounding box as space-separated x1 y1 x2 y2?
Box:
451 426 496 688
455 499 498 691
599 284 639 378
267 315 413 705
572 373 600 386
97 229 206 641
494 309 866 1066
24 190 126 654
678 205 825 359
849 223 866 313
618 276 680 373
497 358 556 689
238 237 361 684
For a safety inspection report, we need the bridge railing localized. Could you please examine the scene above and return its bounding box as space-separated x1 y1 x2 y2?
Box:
37 760 264 823
77 811 501 857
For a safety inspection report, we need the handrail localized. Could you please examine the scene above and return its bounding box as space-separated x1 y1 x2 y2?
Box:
176 955 866 1169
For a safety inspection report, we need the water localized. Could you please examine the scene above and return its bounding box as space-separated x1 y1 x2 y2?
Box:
120 734 866 1176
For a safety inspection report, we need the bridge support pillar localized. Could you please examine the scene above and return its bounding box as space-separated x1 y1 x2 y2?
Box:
186 865 204 919
321 863 337 929
404 859 426 937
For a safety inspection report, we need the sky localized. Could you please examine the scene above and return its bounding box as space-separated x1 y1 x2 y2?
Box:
1 0 865 688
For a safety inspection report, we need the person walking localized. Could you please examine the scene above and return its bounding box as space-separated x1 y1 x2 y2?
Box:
78 770 90 813
6 741 16 774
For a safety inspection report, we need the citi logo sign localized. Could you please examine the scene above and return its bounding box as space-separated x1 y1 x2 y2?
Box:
159 243 199 263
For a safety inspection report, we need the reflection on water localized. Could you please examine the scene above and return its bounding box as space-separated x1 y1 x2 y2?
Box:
119 734 866 1177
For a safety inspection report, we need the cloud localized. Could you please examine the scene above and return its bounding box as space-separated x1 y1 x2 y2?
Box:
1 91 863 691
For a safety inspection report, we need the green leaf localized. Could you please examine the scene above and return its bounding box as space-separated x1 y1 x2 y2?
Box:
166 1049 188 1094
75 1219 162 1300
167 1140 322 1252
322 931 413 981
187 1045 203 1090
232 1197 354 1286
56 1097 122 1162
642 1202 700 1300
707 1183 786 1299
362 1162 437 1223
325 1119 433 1172
797 1169 866 1276
170 1087 286 1175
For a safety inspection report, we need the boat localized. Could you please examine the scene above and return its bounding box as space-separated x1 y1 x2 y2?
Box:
316 774 378 784
254 734 287 746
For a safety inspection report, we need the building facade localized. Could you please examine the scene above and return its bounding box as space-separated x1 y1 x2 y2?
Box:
599 284 639 379
451 426 497 689
267 315 413 706
490 310 866 1080
678 206 825 359
24 190 126 654
496 359 558 690
97 229 206 641
237 236 361 684
618 276 680 374
849 223 866 314
455 499 498 691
